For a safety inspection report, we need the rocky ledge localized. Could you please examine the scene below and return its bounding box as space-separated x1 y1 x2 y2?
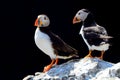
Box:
23 58 120 80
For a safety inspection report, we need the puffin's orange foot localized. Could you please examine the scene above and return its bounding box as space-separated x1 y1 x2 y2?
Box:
97 51 104 60
84 55 93 58
84 50 93 59
43 65 52 73
83 55 93 62
96 56 103 59
43 59 55 73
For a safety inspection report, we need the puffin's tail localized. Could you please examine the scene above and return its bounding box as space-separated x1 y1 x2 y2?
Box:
71 53 79 58
100 35 113 39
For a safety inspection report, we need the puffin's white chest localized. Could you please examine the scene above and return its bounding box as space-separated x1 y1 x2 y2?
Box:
79 25 91 49
34 28 56 59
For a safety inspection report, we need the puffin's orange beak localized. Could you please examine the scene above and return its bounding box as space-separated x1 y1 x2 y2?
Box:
72 17 81 24
34 18 38 26
34 18 43 27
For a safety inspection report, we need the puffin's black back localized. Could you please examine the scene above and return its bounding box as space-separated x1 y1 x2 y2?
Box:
82 11 110 46
83 12 96 27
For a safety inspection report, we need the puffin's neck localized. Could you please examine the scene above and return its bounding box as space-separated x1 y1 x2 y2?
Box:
83 13 97 27
39 27 51 34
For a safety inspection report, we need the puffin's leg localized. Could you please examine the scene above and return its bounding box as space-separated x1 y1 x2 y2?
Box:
55 58 59 65
84 50 93 58
97 51 105 59
43 59 55 73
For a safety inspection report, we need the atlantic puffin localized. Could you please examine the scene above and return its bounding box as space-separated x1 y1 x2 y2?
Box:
72 9 112 59
34 14 78 72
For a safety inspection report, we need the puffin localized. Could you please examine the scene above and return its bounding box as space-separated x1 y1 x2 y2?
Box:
72 9 113 59
34 14 78 72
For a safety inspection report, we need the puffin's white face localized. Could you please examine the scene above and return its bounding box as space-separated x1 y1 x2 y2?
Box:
73 9 89 24
34 14 50 27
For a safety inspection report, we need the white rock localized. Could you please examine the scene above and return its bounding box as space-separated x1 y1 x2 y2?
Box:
23 58 120 80
23 75 34 80
91 62 120 80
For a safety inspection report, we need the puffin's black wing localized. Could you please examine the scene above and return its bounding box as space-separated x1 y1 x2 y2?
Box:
40 27 78 57
83 26 107 35
83 26 112 46
83 26 112 39
49 32 78 56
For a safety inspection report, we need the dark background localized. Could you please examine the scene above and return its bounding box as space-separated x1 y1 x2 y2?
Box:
1 0 120 80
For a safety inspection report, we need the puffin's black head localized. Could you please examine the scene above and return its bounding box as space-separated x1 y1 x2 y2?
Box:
73 9 90 24
34 14 50 27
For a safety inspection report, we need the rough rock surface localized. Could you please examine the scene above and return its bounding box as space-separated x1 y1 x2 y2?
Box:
23 58 120 80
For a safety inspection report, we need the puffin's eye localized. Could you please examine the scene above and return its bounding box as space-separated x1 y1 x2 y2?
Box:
44 17 47 20
78 13 81 15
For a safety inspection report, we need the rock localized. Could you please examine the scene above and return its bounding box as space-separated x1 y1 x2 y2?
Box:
23 58 120 80
23 75 34 80
91 62 120 80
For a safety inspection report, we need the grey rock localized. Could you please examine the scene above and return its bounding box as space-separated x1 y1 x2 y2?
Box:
23 58 120 80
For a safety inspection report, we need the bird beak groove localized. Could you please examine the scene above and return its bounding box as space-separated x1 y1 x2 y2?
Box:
73 17 81 24
40 21 43 26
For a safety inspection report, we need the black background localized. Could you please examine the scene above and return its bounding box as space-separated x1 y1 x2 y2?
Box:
1 0 120 80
